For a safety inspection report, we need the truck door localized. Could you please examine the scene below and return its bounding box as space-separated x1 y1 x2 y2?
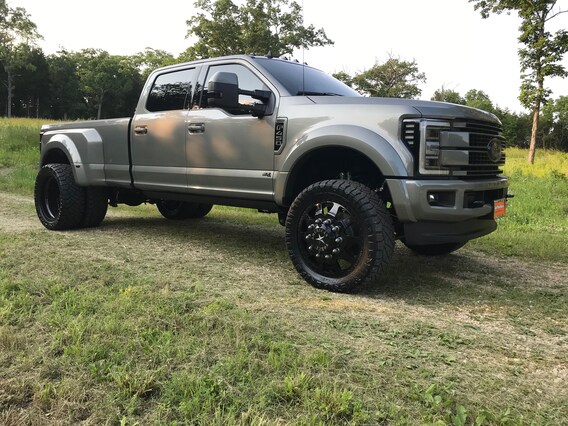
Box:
185 63 276 201
130 68 197 192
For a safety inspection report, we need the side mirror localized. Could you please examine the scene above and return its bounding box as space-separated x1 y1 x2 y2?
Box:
207 72 239 110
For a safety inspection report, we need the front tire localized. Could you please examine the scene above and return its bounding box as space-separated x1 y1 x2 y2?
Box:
285 180 394 293
34 163 85 230
156 200 213 220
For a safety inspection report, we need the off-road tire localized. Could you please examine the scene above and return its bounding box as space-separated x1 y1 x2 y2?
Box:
403 242 466 256
34 163 85 230
157 200 213 220
81 187 108 228
285 179 394 293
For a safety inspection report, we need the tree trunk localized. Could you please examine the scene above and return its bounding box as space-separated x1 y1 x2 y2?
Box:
6 69 13 118
528 106 539 164
97 90 104 120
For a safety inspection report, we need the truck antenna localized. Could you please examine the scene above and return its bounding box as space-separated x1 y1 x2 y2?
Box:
301 0 305 94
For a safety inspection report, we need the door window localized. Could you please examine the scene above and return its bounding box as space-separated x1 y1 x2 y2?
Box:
146 68 197 112
197 64 270 114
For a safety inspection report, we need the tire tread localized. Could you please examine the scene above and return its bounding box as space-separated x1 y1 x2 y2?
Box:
285 179 394 292
34 163 85 230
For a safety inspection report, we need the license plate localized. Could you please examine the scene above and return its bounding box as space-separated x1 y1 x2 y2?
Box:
494 199 506 219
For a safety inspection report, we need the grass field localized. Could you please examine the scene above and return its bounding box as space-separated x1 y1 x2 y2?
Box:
1 118 567 424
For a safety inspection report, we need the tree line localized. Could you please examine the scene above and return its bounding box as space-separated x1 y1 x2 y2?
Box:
1 0 567 153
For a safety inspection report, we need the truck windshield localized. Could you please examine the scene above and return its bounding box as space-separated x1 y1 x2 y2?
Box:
254 58 360 97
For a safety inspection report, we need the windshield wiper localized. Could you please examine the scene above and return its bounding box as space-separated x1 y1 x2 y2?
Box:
296 91 343 96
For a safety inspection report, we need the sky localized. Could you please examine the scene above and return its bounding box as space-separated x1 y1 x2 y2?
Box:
11 0 568 113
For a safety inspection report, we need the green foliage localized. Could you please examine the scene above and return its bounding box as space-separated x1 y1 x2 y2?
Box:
465 89 494 112
183 0 333 60
0 0 42 117
334 55 426 98
10 45 49 118
469 0 568 162
541 95 568 151
496 106 532 147
46 50 86 120
131 48 176 80
431 87 466 105
73 49 143 120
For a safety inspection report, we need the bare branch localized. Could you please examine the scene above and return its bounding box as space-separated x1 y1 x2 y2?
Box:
546 9 568 22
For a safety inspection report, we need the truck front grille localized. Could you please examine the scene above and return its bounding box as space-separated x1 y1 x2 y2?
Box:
402 118 506 178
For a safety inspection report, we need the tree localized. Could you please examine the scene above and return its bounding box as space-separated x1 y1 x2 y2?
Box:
47 50 86 120
541 96 568 151
0 0 42 117
470 0 568 163
334 55 426 98
75 49 142 120
11 44 49 118
132 48 176 80
464 89 495 112
183 0 333 59
431 86 466 104
494 106 533 147
331 71 354 89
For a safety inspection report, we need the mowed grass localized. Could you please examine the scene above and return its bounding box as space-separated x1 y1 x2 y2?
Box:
1 118 567 424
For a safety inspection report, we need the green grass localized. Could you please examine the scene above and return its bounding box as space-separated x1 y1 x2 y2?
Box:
1 118 567 424
468 147 568 262
2 119 567 262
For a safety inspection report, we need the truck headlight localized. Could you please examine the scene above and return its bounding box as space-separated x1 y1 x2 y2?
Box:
423 123 451 174
401 119 451 175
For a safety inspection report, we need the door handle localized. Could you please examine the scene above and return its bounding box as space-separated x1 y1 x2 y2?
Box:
134 125 148 135
188 123 205 133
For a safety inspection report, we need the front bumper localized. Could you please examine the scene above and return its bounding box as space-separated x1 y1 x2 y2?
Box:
386 176 509 244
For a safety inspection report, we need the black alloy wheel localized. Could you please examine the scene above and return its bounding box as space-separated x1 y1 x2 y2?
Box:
286 180 394 292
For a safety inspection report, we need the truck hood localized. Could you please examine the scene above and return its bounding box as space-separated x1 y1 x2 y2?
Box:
306 96 501 125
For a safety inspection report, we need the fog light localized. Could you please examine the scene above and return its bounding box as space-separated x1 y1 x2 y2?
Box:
427 191 456 207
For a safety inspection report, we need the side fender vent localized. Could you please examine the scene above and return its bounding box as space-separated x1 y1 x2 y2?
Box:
274 118 287 153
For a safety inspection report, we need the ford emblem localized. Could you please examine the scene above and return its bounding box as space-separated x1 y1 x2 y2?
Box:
487 138 502 163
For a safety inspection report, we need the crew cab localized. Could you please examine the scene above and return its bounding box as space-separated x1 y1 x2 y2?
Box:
35 54 509 292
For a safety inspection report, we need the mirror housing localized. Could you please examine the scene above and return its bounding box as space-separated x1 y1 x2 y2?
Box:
207 72 239 110
207 71 270 118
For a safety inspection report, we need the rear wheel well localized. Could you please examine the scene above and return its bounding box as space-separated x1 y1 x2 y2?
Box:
41 148 70 166
284 147 388 205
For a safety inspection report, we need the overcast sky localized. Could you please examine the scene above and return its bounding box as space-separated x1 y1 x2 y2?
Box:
12 0 568 113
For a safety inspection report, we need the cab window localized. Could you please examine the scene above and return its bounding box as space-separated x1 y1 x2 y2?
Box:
146 68 197 112
198 64 270 114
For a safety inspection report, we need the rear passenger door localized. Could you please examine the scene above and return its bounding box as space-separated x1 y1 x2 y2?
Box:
131 67 197 192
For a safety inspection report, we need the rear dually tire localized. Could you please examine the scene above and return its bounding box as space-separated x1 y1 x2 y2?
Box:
34 163 85 230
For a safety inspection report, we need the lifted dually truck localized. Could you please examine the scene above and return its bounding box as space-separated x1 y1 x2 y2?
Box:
34 54 509 292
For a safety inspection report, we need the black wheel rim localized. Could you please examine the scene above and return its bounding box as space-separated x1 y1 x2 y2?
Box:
298 200 364 278
42 175 60 221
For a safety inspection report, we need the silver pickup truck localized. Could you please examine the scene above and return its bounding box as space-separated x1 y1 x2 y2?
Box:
35 54 508 292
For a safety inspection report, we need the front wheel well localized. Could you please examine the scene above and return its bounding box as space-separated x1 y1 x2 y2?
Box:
284 147 388 205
